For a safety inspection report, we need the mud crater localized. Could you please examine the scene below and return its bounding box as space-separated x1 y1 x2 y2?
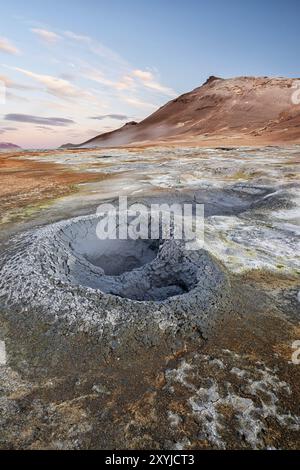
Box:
0 210 232 338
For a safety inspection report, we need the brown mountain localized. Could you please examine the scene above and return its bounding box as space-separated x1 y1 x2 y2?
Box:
0 142 21 150
66 76 300 148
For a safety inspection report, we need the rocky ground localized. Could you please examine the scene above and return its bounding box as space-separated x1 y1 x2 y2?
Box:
0 145 299 449
0 151 107 225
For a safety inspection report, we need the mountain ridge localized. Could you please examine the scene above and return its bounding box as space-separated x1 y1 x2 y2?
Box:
61 75 300 149
0 142 21 150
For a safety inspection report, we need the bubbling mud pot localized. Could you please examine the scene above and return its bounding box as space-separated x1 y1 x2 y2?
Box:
0 212 232 344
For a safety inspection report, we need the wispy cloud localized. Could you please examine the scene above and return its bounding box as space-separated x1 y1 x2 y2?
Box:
80 66 137 94
0 126 17 134
64 30 127 65
5 114 75 126
31 28 61 44
90 114 130 121
35 125 56 133
132 69 176 97
80 66 117 88
7 66 93 100
6 92 29 102
0 73 38 90
0 37 20 55
81 64 175 98
123 96 157 109
79 65 176 110
132 70 153 81
116 75 136 91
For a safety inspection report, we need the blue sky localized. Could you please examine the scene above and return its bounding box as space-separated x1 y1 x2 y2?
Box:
0 0 299 148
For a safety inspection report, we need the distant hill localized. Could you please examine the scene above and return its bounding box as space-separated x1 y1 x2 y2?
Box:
61 76 300 148
0 142 21 150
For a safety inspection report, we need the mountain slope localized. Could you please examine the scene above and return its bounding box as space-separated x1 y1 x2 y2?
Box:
0 142 21 150
66 76 300 148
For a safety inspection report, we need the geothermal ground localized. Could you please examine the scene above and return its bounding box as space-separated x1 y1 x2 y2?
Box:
0 145 299 449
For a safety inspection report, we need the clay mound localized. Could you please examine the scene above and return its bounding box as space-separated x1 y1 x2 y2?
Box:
66 76 300 148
